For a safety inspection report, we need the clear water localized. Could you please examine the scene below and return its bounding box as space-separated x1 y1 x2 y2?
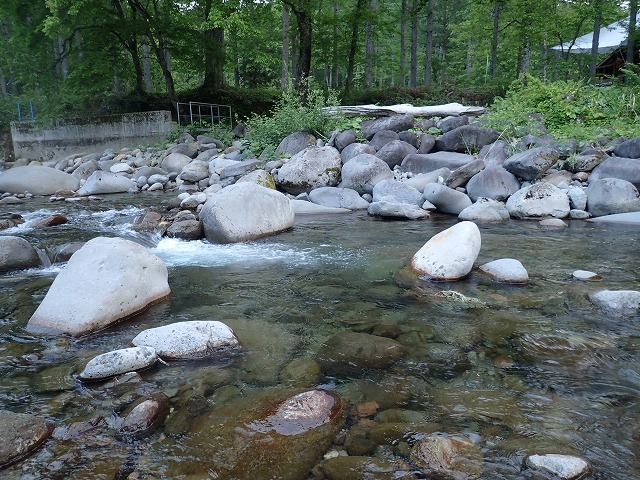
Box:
1 194 639 479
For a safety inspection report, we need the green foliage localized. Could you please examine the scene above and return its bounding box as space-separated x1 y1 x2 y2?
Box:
485 75 640 140
245 83 342 156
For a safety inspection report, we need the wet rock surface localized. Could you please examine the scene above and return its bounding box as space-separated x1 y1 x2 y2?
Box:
0 410 53 468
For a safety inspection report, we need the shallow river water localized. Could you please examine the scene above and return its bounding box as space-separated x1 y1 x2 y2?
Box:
1 193 639 479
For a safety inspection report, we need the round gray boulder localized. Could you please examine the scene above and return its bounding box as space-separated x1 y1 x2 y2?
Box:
341 143 376 164
200 182 294 243
458 197 510 223
27 237 171 336
308 186 370 210
276 146 342 195
0 236 41 272
479 258 529 283
506 183 570 218
340 154 395 194
372 179 423 206
375 140 417 168
586 178 640 217
466 166 520 202
0 165 79 195
77 171 136 196
276 131 316 157
161 152 193 173
423 183 472 215
503 147 559 180
179 160 210 183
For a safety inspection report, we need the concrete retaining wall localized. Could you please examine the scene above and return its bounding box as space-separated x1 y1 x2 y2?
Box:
11 111 175 160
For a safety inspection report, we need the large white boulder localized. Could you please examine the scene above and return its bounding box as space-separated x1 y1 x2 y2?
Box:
200 182 294 243
506 183 570 218
276 146 342 195
411 221 481 280
79 346 158 381
77 171 136 196
132 320 240 359
27 237 170 336
0 165 79 195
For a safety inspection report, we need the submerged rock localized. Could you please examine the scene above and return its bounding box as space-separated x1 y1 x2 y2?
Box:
0 410 53 468
525 453 591 480
79 346 158 381
116 393 170 439
588 290 640 316
318 332 405 375
411 221 481 280
132 320 239 359
323 456 417 480
168 389 345 479
479 258 529 284
27 237 170 336
410 433 483 479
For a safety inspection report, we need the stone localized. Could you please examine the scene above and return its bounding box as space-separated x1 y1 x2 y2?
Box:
458 198 510 223
277 147 342 195
423 183 472 215
418 134 436 154
572 270 602 281
340 154 395 194
27 237 170 336
133 320 239 359
308 187 370 210
323 456 416 480
410 434 483 480
539 218 567 228
0 410 53 468
110 163 133 174
79 346 158 381
479 258 529 283
399 130 419 148
161 152 193 173
0 165 80 195
503 147 559 180
369 130 400 150
613 136 640 159
341 143 376 164
168 389 345 479
292 200 352 214
375 140 417 168
276 131 317 156
434 125 500 153
569 209 590 219
564 153 605 172
588 211 640 224
166 219 204 240
318 332 405 375
477 140 510 166
0 236 41 272
368 201 430 220
439 115 469 133
167 142 198 158
334 130 357 151
446 159 485 189
361 114 414 140
541 169 572 186
117 394 170 439
505 183 570 219
179 160 210 183
373 179 423 206
586 178 640 217
219 158 262 180
525 454 591 480
236 169 275 189
403 168 452 192
77 171 136 196
401 152 474 174
567 185 587 210
200 182 294 243
411 221 481 280
588 290 640 316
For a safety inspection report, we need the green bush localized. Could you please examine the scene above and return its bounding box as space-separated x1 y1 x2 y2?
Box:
245 84 342 157
485 75 640 140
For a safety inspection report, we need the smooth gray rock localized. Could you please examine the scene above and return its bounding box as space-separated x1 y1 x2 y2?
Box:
277 147 341 195
446 159 485 189
161 152 192 173
466 165 520 202
525 454 590 480
341 143 376 164
167 143 198 158
589 156 640 188
133 321 240 359
79 346 158 381
572 270 602 281
292 200 352 214
0 165 80 195
439 115 469 133
418 134 436 154
569 209 591 219
506 183 570 219
411 221 481 280
200 182 294 243
276 131 316 157
480 258 529 283
586 178 640 217
235 170 275 188
367 201 429 219
0 236 41 272
398 130 419 148
458 197 510 223
372 179 423 206
72 160 99 180
369 130 399 151
403 168 451 192
401 152 474 174
166 219 204 240
27 237 170 336
613 136 640 159
179 160 210 183
478 140 510 166
587 211 640 224
340 154 395 194
334 129 357 152
567 185 587 210
308 187 370 210
361 114 414 140
134 166 168 181
117 393 170 439
423 183 472 215
375 140 417 168
77 171 136 196
503 147 559 180
0 410 53 467
434 125 500 153
589 290 640 316
539 218 568 228
219 159 262 180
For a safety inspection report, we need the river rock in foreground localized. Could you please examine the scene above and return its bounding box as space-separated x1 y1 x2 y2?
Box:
27 237 170 336
0 236 41 272
132 321 239 359
410 433 483 479
200 182 294 243
525 453 591 480
79 346 158 381
588 290 640 316
0 410 53 468
167 389 345 479
411 221 481 280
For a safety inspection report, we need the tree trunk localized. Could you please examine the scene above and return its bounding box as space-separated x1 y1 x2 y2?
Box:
282 4 290 90
589 0 602 83
491 1 500 78
283 1 312 92
203 26 225 89
400 0 407 86
0 70 7 96
627 0 638 65
142 39 153 91
331 3 338 88
423 0 434 86
364 0 376 87
345 0 366 95
409 0 418 88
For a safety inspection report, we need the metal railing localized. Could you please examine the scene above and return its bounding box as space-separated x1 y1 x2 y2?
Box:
176 101 233 129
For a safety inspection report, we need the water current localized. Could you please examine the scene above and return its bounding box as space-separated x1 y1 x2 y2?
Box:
1 193 639 479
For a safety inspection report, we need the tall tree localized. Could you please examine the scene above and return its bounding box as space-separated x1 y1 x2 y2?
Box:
282 0 312 91
627 0 638 65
